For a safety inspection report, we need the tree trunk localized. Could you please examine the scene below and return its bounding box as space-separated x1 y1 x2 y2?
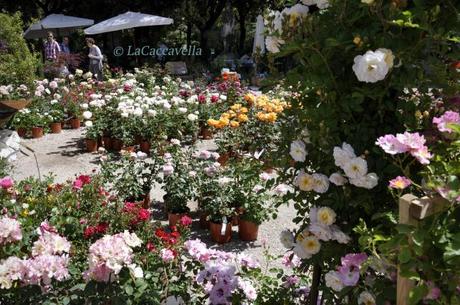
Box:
200 28 210 58
187 22 192 49
309 264 322 305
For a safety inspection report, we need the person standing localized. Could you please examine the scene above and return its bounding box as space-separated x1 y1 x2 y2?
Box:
86 38 103 81
60 37 70 54
43 32 61 62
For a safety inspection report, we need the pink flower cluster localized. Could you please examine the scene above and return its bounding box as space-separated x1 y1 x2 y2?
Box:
85 231 142 282
433 111 460 133
73 175 92 190
325 253 368 292
0 216 22 245
0 176 14 189
376 132 432 164
0 223 71 289
185 239 259 304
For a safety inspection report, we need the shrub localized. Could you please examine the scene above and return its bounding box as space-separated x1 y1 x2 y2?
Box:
0 12 39 87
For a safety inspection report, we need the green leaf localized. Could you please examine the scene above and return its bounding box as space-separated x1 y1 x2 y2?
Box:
399 247 412 263
409 285 428 305
125 285 134 296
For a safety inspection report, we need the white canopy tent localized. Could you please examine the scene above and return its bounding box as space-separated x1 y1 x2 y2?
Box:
24 14 94 39
252 15 265 54
84 11 173 35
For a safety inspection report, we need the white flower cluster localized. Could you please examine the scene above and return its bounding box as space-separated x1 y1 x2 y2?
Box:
294 170 330 193
332 142 378 189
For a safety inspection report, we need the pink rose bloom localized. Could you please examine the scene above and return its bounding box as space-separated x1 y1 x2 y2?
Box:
396 132 426 151
73 179 83 190
375 135 409 155
411 146 433 165
433 111 460 133
389 176 411 189
0 176 14 189
179 215 192 227
160 248 175 263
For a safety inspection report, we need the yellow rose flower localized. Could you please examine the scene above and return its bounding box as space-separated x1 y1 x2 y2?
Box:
237 114 249 122
317 207 336 226
230 121 240 128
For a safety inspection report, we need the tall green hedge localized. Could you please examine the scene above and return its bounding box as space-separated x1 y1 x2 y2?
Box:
0 12 38 86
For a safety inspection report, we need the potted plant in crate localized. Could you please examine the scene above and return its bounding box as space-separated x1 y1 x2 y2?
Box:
85 122 101 152
0 84 31 129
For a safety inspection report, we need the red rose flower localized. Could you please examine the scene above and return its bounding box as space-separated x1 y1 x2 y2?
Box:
137 209 150 221
96 222 108 234
84 226 96 238
146 242 156 252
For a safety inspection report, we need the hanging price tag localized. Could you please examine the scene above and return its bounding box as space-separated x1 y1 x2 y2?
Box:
220 217 227 236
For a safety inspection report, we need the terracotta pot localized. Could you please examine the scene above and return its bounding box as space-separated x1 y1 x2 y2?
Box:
31 127 44 138
168 213 187 227
50 122 62 134
142 192 151 209
140 141 151 154
238 219 259 241
16 128 27 138
199 212 210 229
85 138 98 152
111 139 123 152
200 126 213 140
134 135 143 145
210 221 232 244
69 118 81 129
231 215 239 226
102 137 112 150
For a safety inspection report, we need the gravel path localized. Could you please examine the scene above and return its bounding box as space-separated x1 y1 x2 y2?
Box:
10 129 297 267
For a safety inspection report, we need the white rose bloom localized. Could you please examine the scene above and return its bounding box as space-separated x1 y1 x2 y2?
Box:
148 109 157 117
312 173 329 193
128 264 144 278
81 103 89 109
358 291 376 305
85 121 93 127
333 143 356 168
83 111 93 120
83 72 93 79
343 157 368 179
309 223 333 241
75 69 83 76
170 139 181 146
352 49 392 83
316 207 336 226
283 3 309 17
220 95 227 101
280 229 294 248
325 271 344 292
178 107 188 113
187 113 198 121
265 36 285 53
50 99 58 105
376 48 394 68
121 231 142 248
350 172 378 189
331 226 351 244
302 0 329 9
289 140 307 162
294 170 315 191
329 172 348 186
361 0 374 3
121 112 129 118
293 234 321 259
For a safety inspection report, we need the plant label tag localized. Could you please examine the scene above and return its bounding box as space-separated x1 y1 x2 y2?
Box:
221 217 227 236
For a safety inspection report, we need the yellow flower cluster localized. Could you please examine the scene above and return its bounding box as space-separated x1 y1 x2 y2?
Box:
254 95 288 123
207 103 249 129
208 94 289 128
